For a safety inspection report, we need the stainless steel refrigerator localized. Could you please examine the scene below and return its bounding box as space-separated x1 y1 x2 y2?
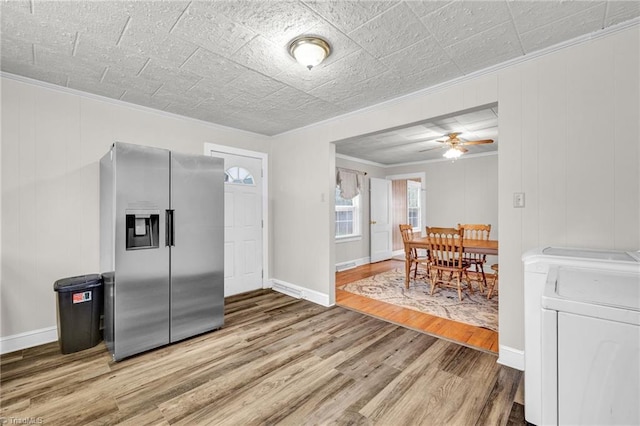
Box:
100 142 224 361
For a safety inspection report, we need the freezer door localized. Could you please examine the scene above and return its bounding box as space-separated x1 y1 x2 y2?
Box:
113 143 171 360
170 152 224 342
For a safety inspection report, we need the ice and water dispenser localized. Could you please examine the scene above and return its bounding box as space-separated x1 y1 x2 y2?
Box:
125 210 159 250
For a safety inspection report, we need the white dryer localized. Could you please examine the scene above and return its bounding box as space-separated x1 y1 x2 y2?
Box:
541 266 639 425
523 247 640 425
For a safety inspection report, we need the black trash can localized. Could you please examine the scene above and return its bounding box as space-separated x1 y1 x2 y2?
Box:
53 274 103 354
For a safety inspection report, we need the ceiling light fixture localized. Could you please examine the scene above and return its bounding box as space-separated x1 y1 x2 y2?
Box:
288 36 331 70
443 147 464 159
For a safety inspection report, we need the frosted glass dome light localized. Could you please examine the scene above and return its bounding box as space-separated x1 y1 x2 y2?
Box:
443 147 464 159
289 36 331 70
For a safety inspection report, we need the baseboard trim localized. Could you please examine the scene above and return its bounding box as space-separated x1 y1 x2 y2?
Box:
336 257 370 272
497 344 524 371
0 326 58 355
267 279 332 307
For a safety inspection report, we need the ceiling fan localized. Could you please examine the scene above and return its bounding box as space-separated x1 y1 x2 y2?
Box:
419 132 494 159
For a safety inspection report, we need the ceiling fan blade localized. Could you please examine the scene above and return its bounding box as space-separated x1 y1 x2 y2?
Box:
459 147 469 153
459 139 494 146
412 137 447 145
418 145 446 153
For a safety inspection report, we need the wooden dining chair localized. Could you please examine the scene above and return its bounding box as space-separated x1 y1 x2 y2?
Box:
425 227 472 301
399 224 429 282
458 223 491 293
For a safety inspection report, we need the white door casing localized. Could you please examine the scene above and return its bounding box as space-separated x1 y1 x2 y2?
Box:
207 149 264 296
370 177 393 262
386 172 427 237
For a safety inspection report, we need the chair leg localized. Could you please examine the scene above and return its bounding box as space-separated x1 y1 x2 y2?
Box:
430 269 439 296
463 269 474 294
466 263 485 294
479 263 487 292
487 273 498 299
456 273 463 301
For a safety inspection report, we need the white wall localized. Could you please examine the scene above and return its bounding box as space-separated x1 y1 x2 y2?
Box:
270 26 639 360
386 154 499 235
270 133 336 303
0 77 270 342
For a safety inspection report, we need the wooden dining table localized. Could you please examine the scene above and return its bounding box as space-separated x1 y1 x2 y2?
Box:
403 236 498 289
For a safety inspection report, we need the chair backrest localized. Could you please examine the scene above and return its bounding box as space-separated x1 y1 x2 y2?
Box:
425 227 464 268
399 224 415 243
458 224 491 241
399 224 420 258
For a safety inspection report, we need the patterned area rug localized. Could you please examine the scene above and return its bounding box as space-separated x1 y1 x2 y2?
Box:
338 268 498 331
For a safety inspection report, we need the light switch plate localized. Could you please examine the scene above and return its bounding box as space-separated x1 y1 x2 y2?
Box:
513 192 525 208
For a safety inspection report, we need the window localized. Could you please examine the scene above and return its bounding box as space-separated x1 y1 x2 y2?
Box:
335 188 361 239
225 166 254 185
407 180 421 230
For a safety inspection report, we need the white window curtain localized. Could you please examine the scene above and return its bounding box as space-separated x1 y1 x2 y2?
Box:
336 167 365 200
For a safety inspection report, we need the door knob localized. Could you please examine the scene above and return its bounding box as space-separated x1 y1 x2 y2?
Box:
370 220 377 225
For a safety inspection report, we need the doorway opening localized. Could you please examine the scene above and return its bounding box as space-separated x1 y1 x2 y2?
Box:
332 105 499 353
387 173 427 259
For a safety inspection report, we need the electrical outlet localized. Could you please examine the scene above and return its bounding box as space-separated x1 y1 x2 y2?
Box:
513 192 525 208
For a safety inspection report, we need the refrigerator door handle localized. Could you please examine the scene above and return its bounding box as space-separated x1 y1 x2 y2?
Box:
166 209 175 246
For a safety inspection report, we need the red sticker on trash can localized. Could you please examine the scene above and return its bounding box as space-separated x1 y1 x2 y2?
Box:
72 291 92 304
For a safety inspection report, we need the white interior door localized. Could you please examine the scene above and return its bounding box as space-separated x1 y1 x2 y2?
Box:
212 152 263 296
370 177 393 262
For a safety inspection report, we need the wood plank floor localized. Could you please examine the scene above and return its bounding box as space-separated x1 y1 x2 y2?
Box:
0 290 524 425
336 260 499 353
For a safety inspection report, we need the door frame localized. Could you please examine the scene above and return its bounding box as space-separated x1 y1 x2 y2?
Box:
204 142 269 287
386 172 427 239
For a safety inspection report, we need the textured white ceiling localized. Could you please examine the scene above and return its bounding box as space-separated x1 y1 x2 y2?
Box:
1 1 639 138
336 105 499 164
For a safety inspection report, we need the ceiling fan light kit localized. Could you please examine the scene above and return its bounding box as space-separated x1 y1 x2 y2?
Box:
288 36 331 70
443 147 464 159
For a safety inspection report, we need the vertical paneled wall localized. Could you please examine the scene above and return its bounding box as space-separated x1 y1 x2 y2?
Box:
418 156 498 234
498 28 639 350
